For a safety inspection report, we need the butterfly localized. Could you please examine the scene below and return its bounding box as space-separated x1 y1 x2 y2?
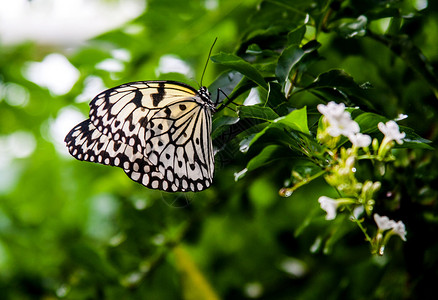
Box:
64 80 216 192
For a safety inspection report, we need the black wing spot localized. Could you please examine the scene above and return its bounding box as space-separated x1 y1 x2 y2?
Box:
151 82 166 106
138 116 147 126
165 153 171 159
179 104 187 111
132 90 144 107
165 107 172 117
195 137 200 145
178 161 183 168
158 123 163 130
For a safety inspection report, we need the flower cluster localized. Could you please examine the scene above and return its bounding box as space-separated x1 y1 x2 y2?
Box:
315 101 407 254
317 102 371 149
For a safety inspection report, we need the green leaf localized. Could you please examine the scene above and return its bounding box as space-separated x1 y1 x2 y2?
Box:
303 69 375 110
354 112 387 133
238 105 279 121
334 15 368 39
267 82 289 116
246 145 287 172
211 116 240 140
276 40 321 85
400 126 433 150
276 45 304 84
208 70 243 105
246 44 279 57
211 53 268 90
287 25 306 46
273 106 309 134
248 106 309 148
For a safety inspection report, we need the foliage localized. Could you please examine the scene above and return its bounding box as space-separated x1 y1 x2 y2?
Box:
1 0 438 299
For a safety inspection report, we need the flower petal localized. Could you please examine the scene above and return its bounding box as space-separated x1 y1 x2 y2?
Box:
318 196 339 220
374 214 396 231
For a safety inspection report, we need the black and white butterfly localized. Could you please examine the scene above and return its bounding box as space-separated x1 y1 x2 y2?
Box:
65 81 216 192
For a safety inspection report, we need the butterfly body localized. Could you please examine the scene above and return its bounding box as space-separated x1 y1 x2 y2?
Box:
65 81 215 192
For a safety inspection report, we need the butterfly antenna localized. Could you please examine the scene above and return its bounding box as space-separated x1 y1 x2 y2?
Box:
200 37 218 87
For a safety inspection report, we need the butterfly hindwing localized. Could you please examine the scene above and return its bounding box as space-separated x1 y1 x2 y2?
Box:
65 81 214 192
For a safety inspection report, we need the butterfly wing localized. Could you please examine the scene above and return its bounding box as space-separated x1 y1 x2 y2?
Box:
65 81 214 192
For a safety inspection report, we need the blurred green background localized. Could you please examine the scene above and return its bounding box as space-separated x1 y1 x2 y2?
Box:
1 0 438 299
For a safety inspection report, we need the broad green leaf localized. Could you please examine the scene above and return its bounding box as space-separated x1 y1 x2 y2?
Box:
248 107 309 148
354 112 387 133
238 105 279 121
211 53 268 89
246 145 288 172
273 106 309 134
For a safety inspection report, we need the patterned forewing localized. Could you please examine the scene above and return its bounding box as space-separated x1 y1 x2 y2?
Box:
89 81 198 148
65 81 215 192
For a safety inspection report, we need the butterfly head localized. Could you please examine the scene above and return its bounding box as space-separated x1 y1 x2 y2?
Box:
198 86 215 110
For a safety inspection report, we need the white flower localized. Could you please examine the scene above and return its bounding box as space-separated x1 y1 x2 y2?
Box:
327 118 360 138
318 196 339 220
378 120 406 144
317 102 360 138
392 220 407 241
349 133 371 148
374 214 407 241
317 102 346 120
374 214 396 231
